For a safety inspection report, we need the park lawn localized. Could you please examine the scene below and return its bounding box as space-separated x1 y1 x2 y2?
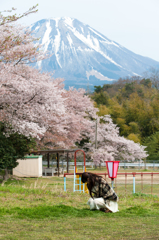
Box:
0 177 159 240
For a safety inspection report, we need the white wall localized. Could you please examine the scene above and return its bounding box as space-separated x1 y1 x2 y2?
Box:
13 156 42 177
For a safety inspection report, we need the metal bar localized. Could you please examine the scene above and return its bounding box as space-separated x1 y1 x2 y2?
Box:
79 177 81 192
141 173 143 192
133 175 135 194
151 173 153 195
125 173 127 195
31 149 81 154
64 177 66 191
64 172 159 177
111 179 114 189
73 166 75 192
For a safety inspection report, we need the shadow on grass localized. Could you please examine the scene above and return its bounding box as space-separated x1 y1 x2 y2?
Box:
0 203 158 219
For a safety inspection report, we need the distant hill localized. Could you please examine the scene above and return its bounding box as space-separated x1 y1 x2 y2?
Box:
30 17 159 91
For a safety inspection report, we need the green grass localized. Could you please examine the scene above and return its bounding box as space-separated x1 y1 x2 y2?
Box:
0 177 159 240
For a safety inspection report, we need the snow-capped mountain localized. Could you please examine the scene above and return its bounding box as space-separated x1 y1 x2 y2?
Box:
30 17 159 90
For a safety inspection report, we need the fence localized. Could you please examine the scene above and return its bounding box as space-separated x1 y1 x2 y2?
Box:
118 162 159 170
43 161 159 171
64 172 159 196
116 172 159 195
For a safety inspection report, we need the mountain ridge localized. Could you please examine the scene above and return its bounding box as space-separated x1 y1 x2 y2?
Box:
30 17 159 90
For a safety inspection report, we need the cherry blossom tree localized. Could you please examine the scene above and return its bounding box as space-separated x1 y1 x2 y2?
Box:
0 6 98 149
0 6 57 139
0 64 68 138
84 115 148 165
0 5 38 25
0 5 47 65
0 6 148 179
0 7 67 179
37 87 97 149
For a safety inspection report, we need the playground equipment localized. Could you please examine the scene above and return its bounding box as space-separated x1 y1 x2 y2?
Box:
64 149 88 193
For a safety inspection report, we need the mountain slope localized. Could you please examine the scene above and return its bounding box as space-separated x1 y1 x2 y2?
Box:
30 17 159 90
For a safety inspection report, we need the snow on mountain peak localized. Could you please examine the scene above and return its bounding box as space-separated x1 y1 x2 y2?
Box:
63 17 74 28
42 20 51 52
31 17 159 91
67 33 73 47
55 18 60 28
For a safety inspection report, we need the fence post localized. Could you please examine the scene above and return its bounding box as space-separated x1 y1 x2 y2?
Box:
64 177 66 191
151 173 153 195
73 166 75 192
141 173 143 193
133 173 135 194
125 173 127 195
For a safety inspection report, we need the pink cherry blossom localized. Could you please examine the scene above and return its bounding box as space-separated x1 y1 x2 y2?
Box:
0 9 148 162
84 115 148 164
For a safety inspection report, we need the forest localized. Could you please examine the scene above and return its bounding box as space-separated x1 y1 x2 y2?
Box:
91 74 159 160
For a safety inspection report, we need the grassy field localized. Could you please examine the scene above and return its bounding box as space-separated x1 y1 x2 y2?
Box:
0 175 159 240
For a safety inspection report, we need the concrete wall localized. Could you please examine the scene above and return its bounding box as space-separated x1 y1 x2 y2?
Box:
13 155 42 177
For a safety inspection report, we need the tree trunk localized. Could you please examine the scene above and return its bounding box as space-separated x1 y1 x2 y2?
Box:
3 168 9 181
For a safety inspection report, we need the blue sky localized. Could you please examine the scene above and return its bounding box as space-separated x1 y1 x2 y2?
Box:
1 0 159 61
